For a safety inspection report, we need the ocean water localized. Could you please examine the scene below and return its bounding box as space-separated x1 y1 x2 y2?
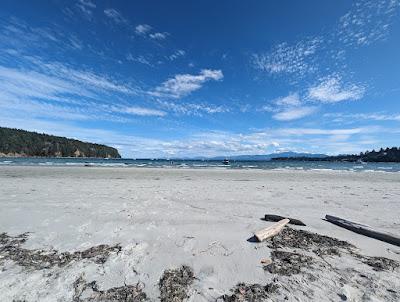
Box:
1 157 400 172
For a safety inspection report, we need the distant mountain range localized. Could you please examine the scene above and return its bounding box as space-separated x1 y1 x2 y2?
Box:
188 152 327 161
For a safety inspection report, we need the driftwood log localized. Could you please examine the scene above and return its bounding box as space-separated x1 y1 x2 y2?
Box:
264 214 306 226
254 219 289 242
325 215 400 247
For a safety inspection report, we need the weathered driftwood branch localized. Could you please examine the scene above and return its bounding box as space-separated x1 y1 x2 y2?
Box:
325 215 400 247
254 218 289 242
264 214 306 226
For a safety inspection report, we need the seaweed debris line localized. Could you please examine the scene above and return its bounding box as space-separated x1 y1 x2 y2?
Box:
221 226 400 301
0 232 121 270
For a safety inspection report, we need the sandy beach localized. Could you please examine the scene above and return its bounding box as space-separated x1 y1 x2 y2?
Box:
1 166 399 301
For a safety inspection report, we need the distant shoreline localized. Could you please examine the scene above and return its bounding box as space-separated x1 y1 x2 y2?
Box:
1 157 400 172
0 154 119 159
0 127 121 158
2 155 400 164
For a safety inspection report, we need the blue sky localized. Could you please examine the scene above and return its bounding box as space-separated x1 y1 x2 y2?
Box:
1 0 400 158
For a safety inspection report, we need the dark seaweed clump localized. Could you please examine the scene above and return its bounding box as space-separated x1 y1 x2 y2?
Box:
159 265 194 302
218 282 279 302
359 256 399 272
265 250 314 276
73 276 148 302
0 232 121 270
267 227 354 255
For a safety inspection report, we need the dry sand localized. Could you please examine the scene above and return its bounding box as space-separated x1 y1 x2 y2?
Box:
0 166 399 301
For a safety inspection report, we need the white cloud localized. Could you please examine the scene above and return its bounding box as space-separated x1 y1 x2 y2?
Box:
126 54 153 67
135 24 152 35
0 65 79 101
252 37 322 77
31 60 139 95
273 106 317 121
157 100 229 116
274 93 301 106
168 50 186 61
149 32 168 40
0 17 86 53
68 34 83 50
157 126 385 157
0 63 163 122
134 24 169 41
260 104 276 113
338 0 400 47
308 76 365 103
251 0 400 89
76 0 96 18
79 0 95 8
261 92 316 121
123 106 166 117
151 69 223 99
104 8 128 24
324 112 400 122
272 127 371 136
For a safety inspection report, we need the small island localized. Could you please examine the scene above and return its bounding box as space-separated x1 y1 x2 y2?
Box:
0 127 121 158
272 147 400 163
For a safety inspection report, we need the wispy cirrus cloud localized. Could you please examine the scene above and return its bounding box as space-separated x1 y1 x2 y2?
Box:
151 69 223 99
168 50 186 61
104 8 128 24
149 32 168 40
251 0 400 117
252 0 400 79
75 0 96 19
126 54 153 67
126 49 185 67
273 106 317 121
134 23 170 41
274 93 301 107
0 61 164 122
135 24 152 35
261 77 365 122
261 75 365 121
34 60 139 95
271 127 373 136
261 93 317 121
252 37 322 78
157 100 229 116
308 76 365 103
338 0 400 47
0 17 85 53
0 65 79 101
118 106 166 117
324 112 400 123
0 16 229 125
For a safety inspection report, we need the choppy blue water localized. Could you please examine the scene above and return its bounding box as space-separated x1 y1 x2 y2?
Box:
1 157 400 172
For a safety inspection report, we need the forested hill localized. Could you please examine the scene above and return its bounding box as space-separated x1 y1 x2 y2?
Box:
0 127 121 158
272 147 400 163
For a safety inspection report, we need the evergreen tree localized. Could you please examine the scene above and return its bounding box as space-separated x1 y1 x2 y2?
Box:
0 127 121 158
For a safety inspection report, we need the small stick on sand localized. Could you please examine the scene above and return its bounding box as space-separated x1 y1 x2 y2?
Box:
325 215 400 247
264 214 306 226
254 218 290 242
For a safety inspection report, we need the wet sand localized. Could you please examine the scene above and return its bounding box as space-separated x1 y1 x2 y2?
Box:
0 166 399 301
